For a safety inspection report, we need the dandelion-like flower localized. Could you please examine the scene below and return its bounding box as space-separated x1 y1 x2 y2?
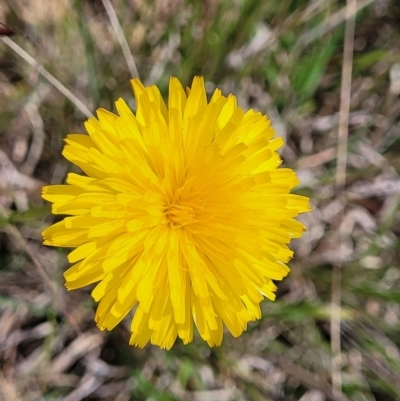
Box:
42 77 310 349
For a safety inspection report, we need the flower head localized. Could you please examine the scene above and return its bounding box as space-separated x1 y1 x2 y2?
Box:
42 77 310 349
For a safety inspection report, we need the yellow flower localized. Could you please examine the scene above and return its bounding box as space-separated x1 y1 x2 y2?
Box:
42 76 310 349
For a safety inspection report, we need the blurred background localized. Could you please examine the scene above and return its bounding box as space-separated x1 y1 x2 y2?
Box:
1 0 400 400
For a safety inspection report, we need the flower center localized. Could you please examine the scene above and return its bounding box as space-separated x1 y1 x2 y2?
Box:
165 201 197 228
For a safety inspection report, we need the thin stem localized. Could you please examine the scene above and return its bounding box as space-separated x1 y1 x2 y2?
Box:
0 204 81 337
1 37 93 118
101 0 140 79
331 0 357 398
297 0 375 49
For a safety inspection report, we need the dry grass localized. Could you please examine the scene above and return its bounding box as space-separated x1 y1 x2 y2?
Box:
1 0 400 400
